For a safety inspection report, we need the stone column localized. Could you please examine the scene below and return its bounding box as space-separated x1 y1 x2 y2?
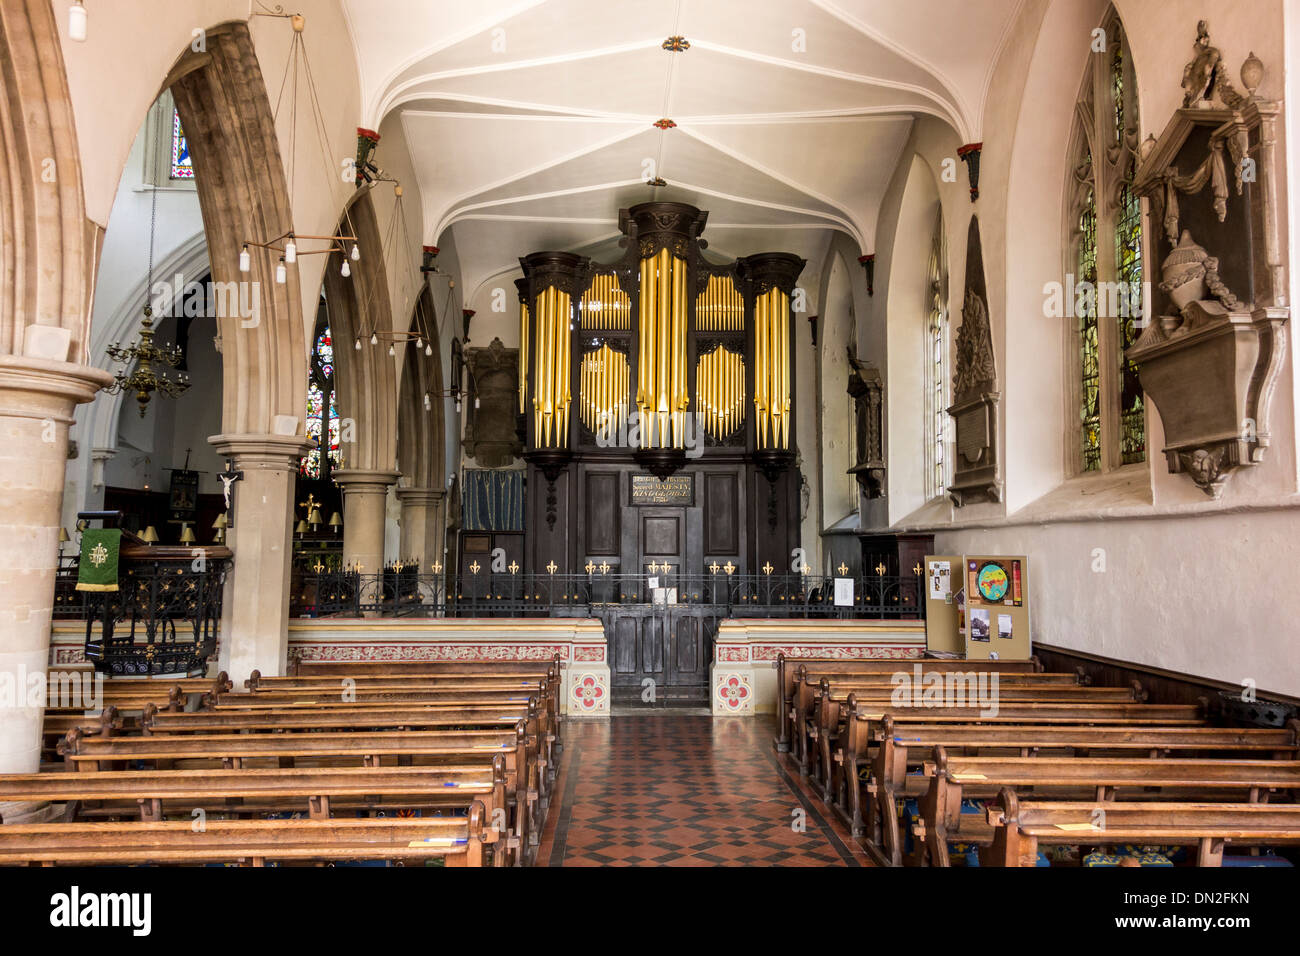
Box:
209 434 311 683
334 469 401 574
0 357 112 783
396 487 446 569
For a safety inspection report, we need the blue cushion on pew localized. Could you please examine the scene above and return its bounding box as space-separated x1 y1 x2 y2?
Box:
964 847 1049 867
1221 854 1293 867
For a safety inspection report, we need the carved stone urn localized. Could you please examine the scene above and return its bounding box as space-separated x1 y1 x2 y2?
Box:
1160 230 1208 313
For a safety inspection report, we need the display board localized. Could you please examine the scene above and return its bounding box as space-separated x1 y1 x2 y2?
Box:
922 554 963 654
961 554 1031 660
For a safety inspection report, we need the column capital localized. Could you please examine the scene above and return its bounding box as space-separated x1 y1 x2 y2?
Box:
334 468 401 493
0 356 113 422
396 486 446 506
209 432 313 469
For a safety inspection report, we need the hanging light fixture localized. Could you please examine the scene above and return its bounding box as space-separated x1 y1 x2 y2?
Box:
104 100 192 417
240 13 357 282
68 1 87 41
328 512 343 533
179 523 197 544
140 526 160 544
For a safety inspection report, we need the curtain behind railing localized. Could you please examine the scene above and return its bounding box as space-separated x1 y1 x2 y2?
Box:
462 469 525 531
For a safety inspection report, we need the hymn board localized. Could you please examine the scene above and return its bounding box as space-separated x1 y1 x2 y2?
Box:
515 202 805 702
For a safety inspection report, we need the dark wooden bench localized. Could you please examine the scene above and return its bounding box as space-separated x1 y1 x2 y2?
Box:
912 747 1300 866
860 717 1300 863
984 790 1300 866
776 655 1043 752
0 805 494 867
804 680 1147 792
58 724 541 858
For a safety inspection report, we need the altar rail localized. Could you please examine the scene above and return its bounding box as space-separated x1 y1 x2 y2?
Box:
285 569 925 620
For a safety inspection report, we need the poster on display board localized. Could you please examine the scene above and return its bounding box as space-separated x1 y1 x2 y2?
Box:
922 555 963 654
962 554 1031 661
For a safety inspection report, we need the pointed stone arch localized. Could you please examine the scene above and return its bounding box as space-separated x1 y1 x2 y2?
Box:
396 285 447 567
0 0 114 781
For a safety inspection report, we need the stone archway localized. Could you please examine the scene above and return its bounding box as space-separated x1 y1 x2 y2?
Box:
396 285 446 568
0 0 115 785
321 191 400 575
163 23 312 679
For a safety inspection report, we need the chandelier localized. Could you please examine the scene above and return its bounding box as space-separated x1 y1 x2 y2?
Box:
105 307 190 416
104 91 191 416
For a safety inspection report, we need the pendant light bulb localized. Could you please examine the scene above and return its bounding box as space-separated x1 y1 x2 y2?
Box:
474 396 481 410
455 400 462 414
351 245 361 262
388 344 395 357
416 336 424 349
425 344 433 357
239 245 251 273
68 1 87 42
284 235 297 264
276 257 287 285
370 332 378 346
354 338 361 351
423 392 432 411
341 259 351 278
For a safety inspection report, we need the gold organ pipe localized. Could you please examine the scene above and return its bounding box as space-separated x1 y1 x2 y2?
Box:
752 287 790 450
694 346 746 441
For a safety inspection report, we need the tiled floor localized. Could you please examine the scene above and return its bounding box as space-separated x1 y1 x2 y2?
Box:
536 714 874 866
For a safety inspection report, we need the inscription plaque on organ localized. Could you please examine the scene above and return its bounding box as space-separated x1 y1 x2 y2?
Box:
630 473 693 505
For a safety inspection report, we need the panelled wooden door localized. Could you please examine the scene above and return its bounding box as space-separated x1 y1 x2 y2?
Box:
604 503 712 704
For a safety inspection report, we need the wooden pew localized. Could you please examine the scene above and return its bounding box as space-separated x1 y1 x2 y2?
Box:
44 672 231 712
0 761 508 825
284 658 563 737
0 805 494 867
245 667 562 757
833 698 1209 841
912 747 1300 866
787 663 1067 768
141 699 553 806
775 655 1043 752
861 717 1300 863
58 724 540 859
984 789 1300 867
804 679 1146 794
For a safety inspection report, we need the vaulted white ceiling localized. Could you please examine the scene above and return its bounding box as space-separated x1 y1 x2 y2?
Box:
341 0 1021 305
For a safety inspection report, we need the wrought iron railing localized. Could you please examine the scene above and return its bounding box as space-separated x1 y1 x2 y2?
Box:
55 553 230 675
288 568 923 620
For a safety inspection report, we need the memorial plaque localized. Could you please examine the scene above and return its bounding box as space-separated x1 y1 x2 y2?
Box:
630 473 693 505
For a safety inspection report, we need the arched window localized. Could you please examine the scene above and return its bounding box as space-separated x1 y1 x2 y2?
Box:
1066 13 1145 473
301 297 340 480
924 208 949 499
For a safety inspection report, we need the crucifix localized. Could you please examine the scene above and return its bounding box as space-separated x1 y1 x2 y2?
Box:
218 458 244 517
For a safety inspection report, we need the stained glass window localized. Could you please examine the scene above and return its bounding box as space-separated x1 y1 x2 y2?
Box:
1068 15 1145 474
170 109 194 180
925 209 949 499
301 323 341 479
1077 184 1101 473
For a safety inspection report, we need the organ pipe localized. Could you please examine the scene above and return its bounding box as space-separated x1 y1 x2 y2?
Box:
532 285 572 447
580 343 629 440
580 273 631 330
636 248 689 448
754 286 791 449
696 273 745 331
696 346 745 440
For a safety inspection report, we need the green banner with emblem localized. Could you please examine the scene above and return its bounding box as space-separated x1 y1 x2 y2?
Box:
75 528 122 592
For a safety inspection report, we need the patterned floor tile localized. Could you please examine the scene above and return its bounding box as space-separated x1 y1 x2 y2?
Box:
536 714 874 867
